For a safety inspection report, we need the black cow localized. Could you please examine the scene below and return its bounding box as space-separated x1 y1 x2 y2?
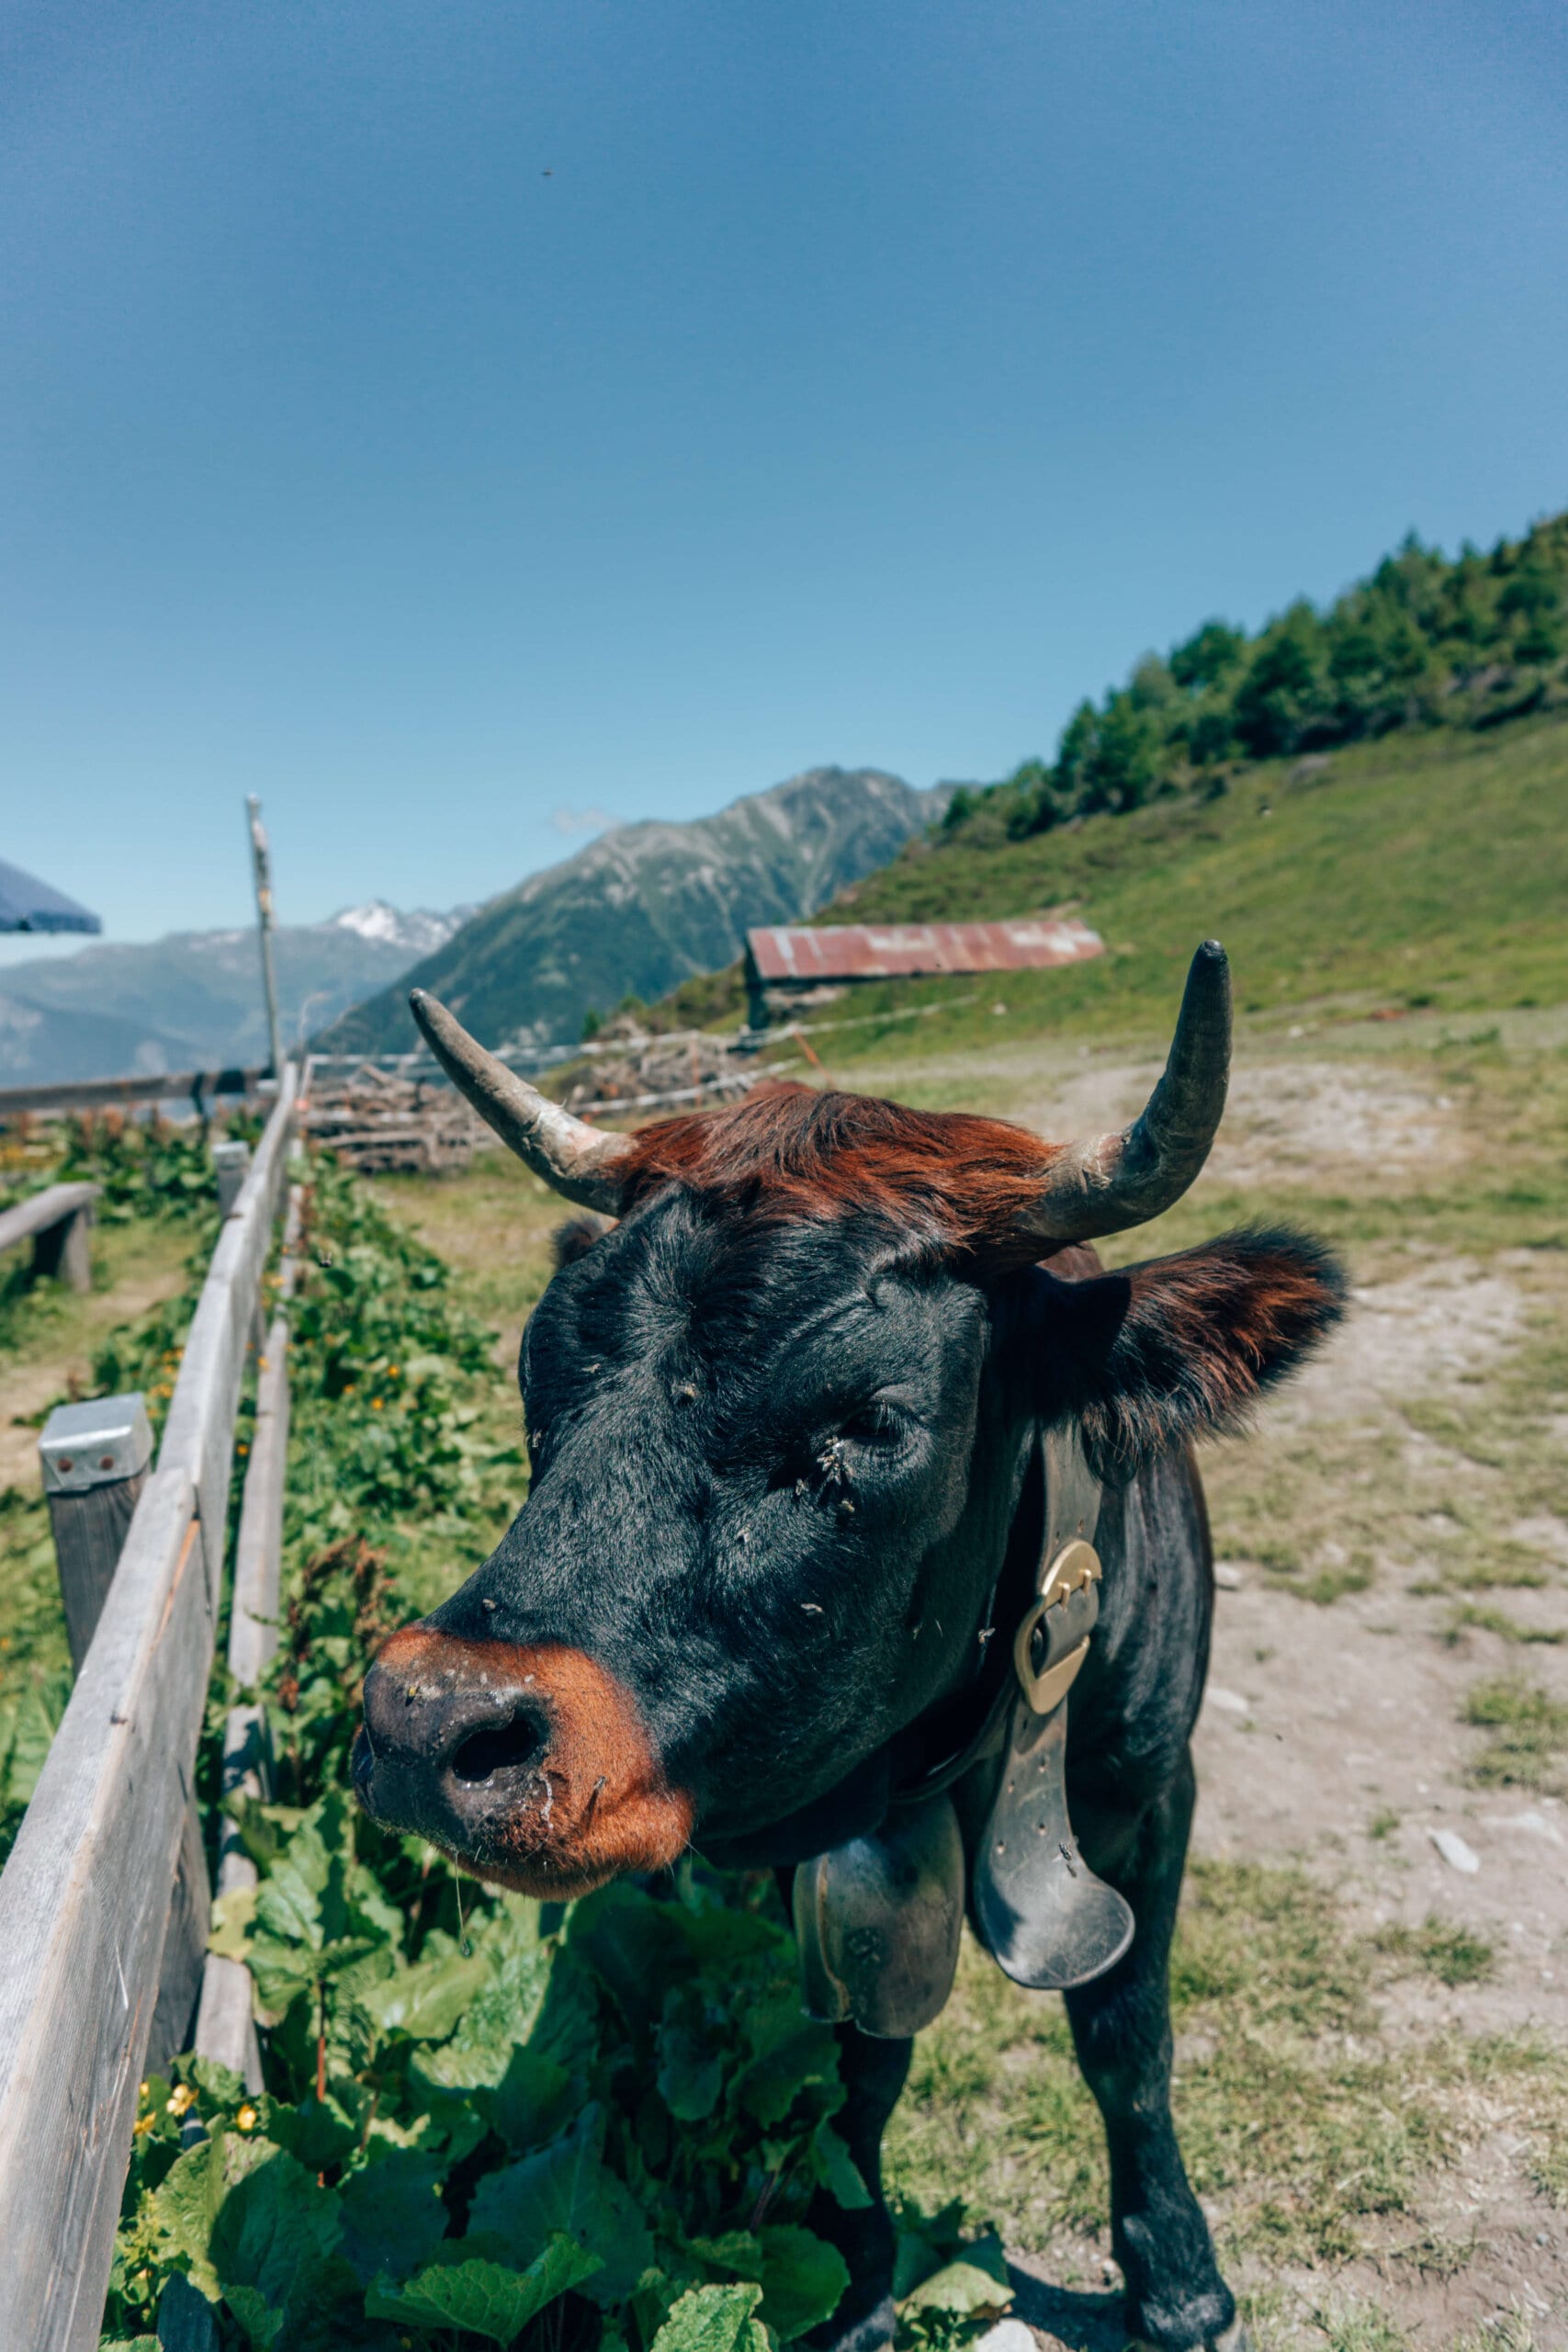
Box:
355 947 1342 2352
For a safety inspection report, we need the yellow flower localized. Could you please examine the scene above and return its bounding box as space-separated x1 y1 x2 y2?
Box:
371 1398 383 1410
388 1365 400 1378
236 2103 258 2132
166 2083 197 2117
132 2111 156 2136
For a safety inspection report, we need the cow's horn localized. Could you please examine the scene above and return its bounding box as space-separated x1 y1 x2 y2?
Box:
1019 941 1231 1241
409 990 635 1213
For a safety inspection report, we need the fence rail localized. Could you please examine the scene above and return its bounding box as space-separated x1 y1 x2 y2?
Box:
0 1066 299 2352
0 1065 273 1118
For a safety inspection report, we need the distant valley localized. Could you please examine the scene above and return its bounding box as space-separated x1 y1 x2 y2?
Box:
0 901 470 1084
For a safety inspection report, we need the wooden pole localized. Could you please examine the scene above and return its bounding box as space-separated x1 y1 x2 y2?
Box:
245 796 284 1082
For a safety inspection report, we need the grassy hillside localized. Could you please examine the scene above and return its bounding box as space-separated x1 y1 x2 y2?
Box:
942 506 1568 839
718 707 1568 1069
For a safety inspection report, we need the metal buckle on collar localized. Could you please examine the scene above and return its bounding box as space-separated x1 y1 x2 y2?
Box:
1012 1536 1102 1714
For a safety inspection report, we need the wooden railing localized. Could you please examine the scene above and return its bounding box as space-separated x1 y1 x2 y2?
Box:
0 1069 299 2352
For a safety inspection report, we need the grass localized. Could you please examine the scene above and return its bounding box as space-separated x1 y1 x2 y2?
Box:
0 1215 191 1385
1445 1603 1565 1646
1371 1917 1495 1987
884 1859 1561 2276
1464 1676 1568 1795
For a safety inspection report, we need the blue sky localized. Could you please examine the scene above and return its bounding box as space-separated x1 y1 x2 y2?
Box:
3 0 1565 957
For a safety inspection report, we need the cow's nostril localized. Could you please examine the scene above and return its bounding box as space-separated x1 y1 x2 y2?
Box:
450 1712 544 1785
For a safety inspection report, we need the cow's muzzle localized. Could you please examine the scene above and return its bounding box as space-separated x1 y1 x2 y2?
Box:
353 1626 694 1896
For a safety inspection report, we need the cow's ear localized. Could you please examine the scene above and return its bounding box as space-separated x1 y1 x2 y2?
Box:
552 1215 610 1270
1040 1227 1345 1478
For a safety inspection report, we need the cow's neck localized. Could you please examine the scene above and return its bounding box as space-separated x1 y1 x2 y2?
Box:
791 1419 1136 2034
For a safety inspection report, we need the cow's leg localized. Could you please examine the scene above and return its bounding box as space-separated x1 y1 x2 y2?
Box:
1066 1749 1240 2352
803 2022 910 2352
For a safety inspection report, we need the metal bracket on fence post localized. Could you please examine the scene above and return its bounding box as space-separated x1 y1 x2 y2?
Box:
212 1137 252 1220
39 1396 153 1671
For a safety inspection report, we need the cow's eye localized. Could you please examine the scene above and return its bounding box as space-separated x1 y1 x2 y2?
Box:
837 1401 906 1448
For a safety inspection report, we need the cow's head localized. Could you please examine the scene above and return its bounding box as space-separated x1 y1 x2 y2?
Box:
354 945 1341 1893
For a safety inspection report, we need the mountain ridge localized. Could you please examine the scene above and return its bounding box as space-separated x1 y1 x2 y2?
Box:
316 766 947 1057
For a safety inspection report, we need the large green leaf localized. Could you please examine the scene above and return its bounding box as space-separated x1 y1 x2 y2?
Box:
253 1797 348 1951
649 2282 770 2352
755 2224 850 2342
147 2135 229 2297
338 2147 449 2283
897 2232 1012 2320
477 2045 578 2154
466 2109 654 2307
222 2282 283 2350
259 2090 359 2174
657 1995 725 2123
357 1944 491 2040
446 1931 594 2070
365 2238 600 2344
812 2119 872 2211
733 2018 841 2128
207 2146 345 2321
569 1884 694 2043
152 2135 346 2342
684 2222 848 2342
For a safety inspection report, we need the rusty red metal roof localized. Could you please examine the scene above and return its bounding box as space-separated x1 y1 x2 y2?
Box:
746 914 1105 986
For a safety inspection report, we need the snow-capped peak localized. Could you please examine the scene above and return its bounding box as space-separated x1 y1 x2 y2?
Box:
327 900 469 955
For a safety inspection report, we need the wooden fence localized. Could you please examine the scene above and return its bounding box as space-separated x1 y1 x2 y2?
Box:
0 1068 300 2351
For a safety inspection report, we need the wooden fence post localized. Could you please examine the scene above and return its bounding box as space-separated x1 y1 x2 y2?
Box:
32 1192 96 1290
39 1396 152 1669
39 1396 213 2075
211 1137 251 1220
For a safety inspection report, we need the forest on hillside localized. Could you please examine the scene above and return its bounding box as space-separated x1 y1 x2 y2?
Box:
943 510 1568 845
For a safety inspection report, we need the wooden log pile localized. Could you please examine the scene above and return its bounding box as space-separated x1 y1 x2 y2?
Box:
299 1061 490 1173
559 1022 750 1115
